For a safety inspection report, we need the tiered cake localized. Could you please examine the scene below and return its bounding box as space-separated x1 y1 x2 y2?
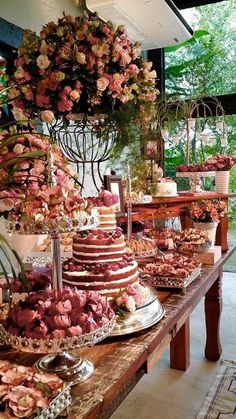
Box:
62 228 139 296
62 191 150 309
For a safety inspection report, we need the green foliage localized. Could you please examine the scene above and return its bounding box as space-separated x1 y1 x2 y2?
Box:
165 2 236 97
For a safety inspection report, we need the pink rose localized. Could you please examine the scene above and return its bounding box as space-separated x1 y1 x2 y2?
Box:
97 77 109 91
33 372 63 391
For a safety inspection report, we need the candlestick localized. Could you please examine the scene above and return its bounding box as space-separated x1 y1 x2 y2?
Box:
126 165 132 240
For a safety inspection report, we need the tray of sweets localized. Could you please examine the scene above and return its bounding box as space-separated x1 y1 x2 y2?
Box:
142 266 201 293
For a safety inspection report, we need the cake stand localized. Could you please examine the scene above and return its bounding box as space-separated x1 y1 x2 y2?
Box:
3 316 114 385
4 214 116 385
176 171 215 193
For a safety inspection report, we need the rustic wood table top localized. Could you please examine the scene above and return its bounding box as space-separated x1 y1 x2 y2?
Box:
1 243 235 419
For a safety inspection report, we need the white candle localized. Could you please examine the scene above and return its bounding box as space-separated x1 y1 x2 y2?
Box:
127 165 131 193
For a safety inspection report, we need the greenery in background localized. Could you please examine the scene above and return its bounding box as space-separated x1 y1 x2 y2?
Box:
164 1 236 209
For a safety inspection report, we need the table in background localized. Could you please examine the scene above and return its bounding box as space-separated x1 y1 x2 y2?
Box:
119 193 236 252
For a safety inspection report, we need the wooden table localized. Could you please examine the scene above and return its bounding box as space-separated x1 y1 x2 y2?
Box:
119 192 236 253
1 243 235 418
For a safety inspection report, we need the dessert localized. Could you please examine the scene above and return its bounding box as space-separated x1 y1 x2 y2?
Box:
4 287 114 340
126 237 157 258
156 178 177 196
172 228 211 253
88 190 119 231
35 232 75 252
62 229 151 310
142 254 200 278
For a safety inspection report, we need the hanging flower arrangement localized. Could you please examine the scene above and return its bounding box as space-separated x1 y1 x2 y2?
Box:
7 11 158 147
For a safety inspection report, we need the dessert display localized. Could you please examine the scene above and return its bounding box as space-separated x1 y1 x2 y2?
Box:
0 130 98 234
142 254 200 279
126 237 157 258
62 226 151 311
156 178 178 196
88 190 119 231
4 287 114 342
172 228 211 253
146 227 173 252
0 360 71 418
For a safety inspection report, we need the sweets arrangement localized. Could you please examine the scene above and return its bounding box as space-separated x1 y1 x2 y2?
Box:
142 254 201 279
4 287 114 340
126 237 157 258
34 232 75 252
0 360 67 418
172 228 212 254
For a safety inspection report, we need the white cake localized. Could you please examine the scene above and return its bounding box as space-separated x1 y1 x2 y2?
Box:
156 180 177 196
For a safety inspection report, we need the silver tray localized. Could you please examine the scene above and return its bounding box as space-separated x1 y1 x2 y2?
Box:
36 384 71 419
143 266 201 294
111 292 165 336
174 241 212 254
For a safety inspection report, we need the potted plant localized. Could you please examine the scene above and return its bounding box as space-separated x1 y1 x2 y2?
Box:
184 199 227 248
204 155 236 193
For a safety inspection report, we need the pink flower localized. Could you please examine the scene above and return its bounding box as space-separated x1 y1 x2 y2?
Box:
4 385 48 418
33 372 63 391
57 99 73 112
36 94 51 108
2 365 34 385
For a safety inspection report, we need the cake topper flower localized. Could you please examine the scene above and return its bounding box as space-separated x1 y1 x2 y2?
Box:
5 11 158 148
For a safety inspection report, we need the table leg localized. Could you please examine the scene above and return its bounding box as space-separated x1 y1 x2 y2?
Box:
170 318 190 371
216 215 228 253
205 272 223 361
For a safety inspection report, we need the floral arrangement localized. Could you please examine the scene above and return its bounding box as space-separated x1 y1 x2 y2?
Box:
177 154 236 172
0 128 91 228
0 360 64 418
7 12 158 146
185 199 227 223
4 287 114 340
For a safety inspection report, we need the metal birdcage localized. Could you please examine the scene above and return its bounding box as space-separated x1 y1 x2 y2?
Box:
46 115 117 193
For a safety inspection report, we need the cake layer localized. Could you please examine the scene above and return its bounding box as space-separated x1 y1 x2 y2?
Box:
63 271 139 290
72 252 124 263
156 181 177 196
73 234 124 246
62 260 138 282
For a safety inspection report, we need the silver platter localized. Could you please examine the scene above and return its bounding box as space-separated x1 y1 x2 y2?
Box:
111 292 165 336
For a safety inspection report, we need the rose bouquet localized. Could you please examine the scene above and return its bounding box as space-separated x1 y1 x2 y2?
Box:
0 360 65 418
5 12 158 148
184 199 227 223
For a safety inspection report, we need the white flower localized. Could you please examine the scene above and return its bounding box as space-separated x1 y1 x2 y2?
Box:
125 296 136 312
40 110 55 123
13 144 24 154
36 54 50 70
97 77 109 91
76 52 86 64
